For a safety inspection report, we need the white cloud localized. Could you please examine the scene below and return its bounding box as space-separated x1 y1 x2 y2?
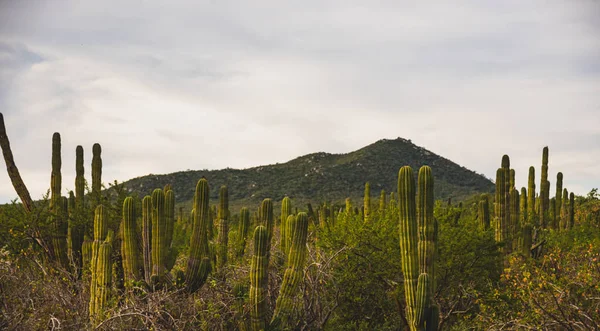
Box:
0 0 598 203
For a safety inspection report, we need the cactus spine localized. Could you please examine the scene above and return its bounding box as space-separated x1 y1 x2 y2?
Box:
478 195 490 230
121 197 142 285
280 197 292 256
142 195 152 284
271 212 309 328
250 225 269 331
398 165 438 331
237 207 251 257
364 182 371 222
186 178 212 292
217 185 229 271
89 205 111 324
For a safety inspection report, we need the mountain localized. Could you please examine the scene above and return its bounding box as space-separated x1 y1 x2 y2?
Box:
120 138 494 209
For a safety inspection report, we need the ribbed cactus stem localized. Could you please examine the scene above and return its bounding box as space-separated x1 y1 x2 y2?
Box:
478 195 490 230
569 192 575 229
142 195 152 284
345 198 352 216
399 165 438 331
260 199 274 252
511 189 520 251
91 143 102 208
250 225 269 331
217 186 229 271
50 132 68 267
540 147 549 228
379 190 386 217
527 166 536 226
560 188 568 230
165 189 175 255
271 212 309 328
67 190 82 271
495 168 507 248
280 197 292 257
364 182 371 222
555 172 563 227
75 145 85 212
82 235 92 274
121 197 142 286
550 198 556 229
237 207 251 257
520 188 527 229
89 205 110 324
151 189 167 283
186 178 212 292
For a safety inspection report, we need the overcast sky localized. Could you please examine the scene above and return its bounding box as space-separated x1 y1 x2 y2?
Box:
0 1 599 203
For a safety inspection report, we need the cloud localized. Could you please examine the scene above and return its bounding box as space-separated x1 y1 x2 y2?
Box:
0 0 598 203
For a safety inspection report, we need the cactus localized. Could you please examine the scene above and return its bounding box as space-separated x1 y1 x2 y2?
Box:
280 197 292 256
520 188 527 228
82 235 92 274
569 192 575 229
142 195 152 284
186 178 212 292
50 133 68 267
522 225 532 257
151 189 167 283
237 207 251 257
478 195 490 230
89 205 111 324
259 199 274 252
164 189 177 272
549 198 556 229
91 143 102 209
555 172 563 227
364 182 371 222
67 190 83 272
217 185 229 271
527 167 536 226
495 168 508 250
271 212 309 328
511 189 520 251
379 190 386 217
121 197 142 285
560 189 568 230
250 226 269 331
398 165 438 331
540 147 549 228
208 205 216 241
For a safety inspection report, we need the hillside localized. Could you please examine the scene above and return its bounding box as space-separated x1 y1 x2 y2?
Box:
120 137 494 208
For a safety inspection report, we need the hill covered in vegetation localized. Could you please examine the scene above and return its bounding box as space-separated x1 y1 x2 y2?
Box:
121 137 494 207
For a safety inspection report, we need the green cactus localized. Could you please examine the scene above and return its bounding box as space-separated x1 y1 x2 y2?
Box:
151 189 167 283
478 195 490 230
364 182 371 222
522 224 532 257
540 147 549 228
208 205 216 241
495 168 508 250
142 195 152 284
186 178 212 292
89 205 111 324
549 198 556 229
379 190 386 217
91 143 102 209
527 166 536 226
67 190 83 272
82 235 92 274
49 132 68 267
280 197 292 256
398 165 438 331
555 172 563 227
511 189 520 251
237 207 251 257
121 197 142 286
560 188 568 230
165 189 175 257
250 225 269 331
260 199 274 252
569 192 575 229
217 185 229 271
520 188 527 228
271 212 309 328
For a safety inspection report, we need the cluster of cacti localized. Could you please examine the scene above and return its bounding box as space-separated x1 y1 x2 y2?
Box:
89 205 112 324
217 185 229 271
398 165 438 331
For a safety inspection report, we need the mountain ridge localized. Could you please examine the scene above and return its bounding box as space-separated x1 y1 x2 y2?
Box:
120 137 494 209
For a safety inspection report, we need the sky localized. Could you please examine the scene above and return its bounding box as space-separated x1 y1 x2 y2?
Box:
0 0 599 203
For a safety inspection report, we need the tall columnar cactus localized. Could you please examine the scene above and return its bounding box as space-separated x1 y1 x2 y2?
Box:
121 197 142 285
560 188 568 230
280 197 292 256
549 198 556 229
260 199 274 252
398 165 438 331
237 207 251 257
164 189 177 272
82 235 92 273
527 166 536 226
501 156 511 250
151 189 167 283
478 195 490 230
89 205 110 324
569 192 575 229
379 190 386 217
555 172 563 227
364 182 371 222
520 188 527 227
217 185 229 271
250 225 269 331
50 132 68 267
67 190 83 271
91 143 102 208
142 195 152 284
186 178 212 292
495 168 508 251
271 212 309 328
208 205 216 241
75 145 85 214
510 189 520 251
540 147 549 228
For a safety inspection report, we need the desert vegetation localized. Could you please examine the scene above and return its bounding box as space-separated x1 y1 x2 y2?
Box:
0 113 598 330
